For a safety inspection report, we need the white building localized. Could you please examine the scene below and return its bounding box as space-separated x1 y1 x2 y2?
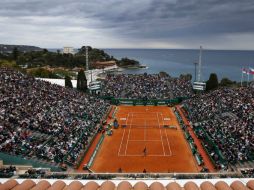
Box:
63 47 74 54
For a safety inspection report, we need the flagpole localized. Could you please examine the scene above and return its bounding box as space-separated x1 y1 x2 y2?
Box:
241 67 243 87
247 69 250 87
251 67 254 81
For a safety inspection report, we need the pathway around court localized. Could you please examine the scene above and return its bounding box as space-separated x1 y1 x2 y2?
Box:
77 106 116 171
176 106 216 172
77 133 102 172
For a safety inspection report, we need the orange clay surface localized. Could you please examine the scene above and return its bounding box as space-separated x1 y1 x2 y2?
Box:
90 106 199 173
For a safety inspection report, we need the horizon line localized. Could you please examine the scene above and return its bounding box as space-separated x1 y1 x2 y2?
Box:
48 47 254 51
1 43 254 51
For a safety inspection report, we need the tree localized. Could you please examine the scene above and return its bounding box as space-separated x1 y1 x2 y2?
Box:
65 75 73 88
117 57 139 67
159 71 169 77
12 47 19 60
220 77 235 87
0 60 18 68
28 68 59 78
78 46 92 54
180 73 192 81
16 55 25 65
77 69 87 91
186 74 192 81
206 73 219 91
43 49 48 54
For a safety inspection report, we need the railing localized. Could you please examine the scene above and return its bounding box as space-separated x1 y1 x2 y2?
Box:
14 171 244 179
182 104 226 166
174 109 204 166
73 106 113 169
194 126 226 164
0 152 62 171
86 134 105 169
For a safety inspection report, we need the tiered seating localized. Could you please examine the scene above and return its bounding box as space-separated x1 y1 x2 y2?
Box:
183 87 254 168
102 74 192 99
0 68 110 167
174 109 203 166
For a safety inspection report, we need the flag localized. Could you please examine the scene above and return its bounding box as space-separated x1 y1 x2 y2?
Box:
242 68 249 74
249 67 254 75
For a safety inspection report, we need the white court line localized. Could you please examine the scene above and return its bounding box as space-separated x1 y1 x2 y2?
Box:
118 129 126 156
128 140 162 142
156 112 166 156
118 113 129 156
125 113 129 126
124 113 133 155
129 118 161 121
119 111 172 157
144 119 146 141
133 115 161 120
118 154 171 157
128 126 159 128
129 112 162 114
161 113 172 156
129 120 159 123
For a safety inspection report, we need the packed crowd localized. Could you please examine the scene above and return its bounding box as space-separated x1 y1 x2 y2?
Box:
240 168 254 178
18 168 47 178
0 166 16 178
5 170 247 179
183 87 254 166
0 68 110 166
101 73 193 99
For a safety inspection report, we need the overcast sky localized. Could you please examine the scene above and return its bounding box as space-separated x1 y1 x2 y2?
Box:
0 0 254 49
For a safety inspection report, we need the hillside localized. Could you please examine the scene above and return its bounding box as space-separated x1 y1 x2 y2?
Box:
0 45 140 69
0 44 42 53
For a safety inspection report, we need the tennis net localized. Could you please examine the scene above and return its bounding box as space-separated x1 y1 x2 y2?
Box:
120 124 169 129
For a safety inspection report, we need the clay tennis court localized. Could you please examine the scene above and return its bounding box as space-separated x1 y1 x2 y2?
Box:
91 106 199 173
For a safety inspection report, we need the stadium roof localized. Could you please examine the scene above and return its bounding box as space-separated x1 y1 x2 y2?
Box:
0 178 253 190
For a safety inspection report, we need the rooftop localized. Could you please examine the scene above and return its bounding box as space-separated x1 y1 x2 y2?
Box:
0 179 253 190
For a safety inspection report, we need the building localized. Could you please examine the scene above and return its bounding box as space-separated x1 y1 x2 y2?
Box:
63 47 74 54
88 81 102 95
1 178 254 190
92 61 117 69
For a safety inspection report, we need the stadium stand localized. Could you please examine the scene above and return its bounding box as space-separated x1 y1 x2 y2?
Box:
182 87 254 169
241 168 254 178
174 109 204 167
0 165 16 178
0 68 110 168
101 73 193 99
1 67 254 178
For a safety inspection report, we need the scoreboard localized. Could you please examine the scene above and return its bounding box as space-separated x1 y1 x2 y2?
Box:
193 81 206 91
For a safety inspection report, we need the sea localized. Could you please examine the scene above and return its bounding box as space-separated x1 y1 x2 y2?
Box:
104 49 254 82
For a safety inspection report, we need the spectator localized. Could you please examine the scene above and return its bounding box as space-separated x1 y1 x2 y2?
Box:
0 68 110 166
101 73 192 99
183 87 254 166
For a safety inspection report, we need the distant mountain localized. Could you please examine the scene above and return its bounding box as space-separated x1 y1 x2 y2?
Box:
0 44 42 53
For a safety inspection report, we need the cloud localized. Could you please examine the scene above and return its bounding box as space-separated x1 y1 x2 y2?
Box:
0 0 254 49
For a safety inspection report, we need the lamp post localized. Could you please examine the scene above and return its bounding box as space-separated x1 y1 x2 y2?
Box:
85 46 92 83
194 62 198 81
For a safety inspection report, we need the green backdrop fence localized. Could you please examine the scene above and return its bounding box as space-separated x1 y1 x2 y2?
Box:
0 152 62 171
100 96 188 106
